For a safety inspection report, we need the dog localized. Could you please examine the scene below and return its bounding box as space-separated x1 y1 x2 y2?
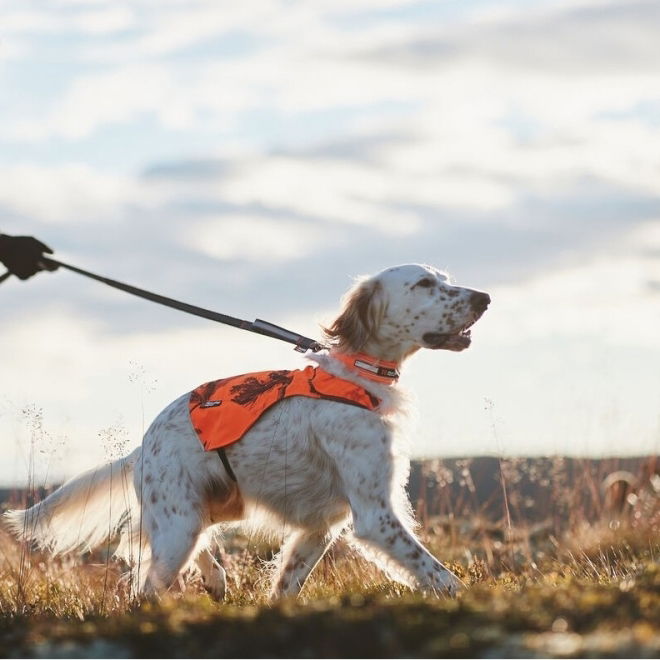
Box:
6 263 489 600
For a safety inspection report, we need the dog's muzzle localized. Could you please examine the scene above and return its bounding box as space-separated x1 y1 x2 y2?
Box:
423 291 490 351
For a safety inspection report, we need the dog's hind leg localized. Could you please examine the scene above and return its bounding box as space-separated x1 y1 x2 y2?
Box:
142 509 204 598
269 528 336 599
137 391 218 598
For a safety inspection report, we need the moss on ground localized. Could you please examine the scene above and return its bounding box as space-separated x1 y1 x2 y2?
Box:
1 559 658 658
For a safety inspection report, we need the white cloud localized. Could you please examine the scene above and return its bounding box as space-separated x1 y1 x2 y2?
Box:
217 157 425 233
0 4 133 38
1 0 660 481
0 9 60 33
74 7 135 34
186 216 333 262
11 65 185 140
627 220 660 250
0 164 144 223
5 0 657 215
3 0 658 206
481 223 660 349
127 4 275 57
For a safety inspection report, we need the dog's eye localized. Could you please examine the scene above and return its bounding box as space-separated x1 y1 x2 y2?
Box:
415 278 435 288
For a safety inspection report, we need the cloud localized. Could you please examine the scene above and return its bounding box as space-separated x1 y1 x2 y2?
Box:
143 158 234 180
74 7 135 34
10 65 187 140
0 164 143 223
186 216 336 263
2 0 660 479
1 147 657 334
122 4 274 58
3 219 660 487
0 8 61 33
364 0 660 74
486 249 660 349
0 5 134 45
5 0 660 208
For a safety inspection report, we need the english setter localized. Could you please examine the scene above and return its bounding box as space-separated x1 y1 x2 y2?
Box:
6 264 489 599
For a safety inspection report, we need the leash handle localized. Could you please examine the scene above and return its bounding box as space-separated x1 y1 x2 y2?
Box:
41 257 326 353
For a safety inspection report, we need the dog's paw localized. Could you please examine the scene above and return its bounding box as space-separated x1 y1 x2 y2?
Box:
422 569 464 598
441 571 464 597
202 564 227 600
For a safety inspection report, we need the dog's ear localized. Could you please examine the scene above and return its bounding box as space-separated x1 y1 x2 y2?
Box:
323 277 386 352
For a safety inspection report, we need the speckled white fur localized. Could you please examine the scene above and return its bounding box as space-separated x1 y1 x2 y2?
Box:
5 264 489 600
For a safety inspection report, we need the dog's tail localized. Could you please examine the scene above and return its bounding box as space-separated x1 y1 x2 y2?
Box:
4 448 142 556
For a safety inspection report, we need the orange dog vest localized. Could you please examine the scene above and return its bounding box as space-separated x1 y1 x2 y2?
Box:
189 365 380 451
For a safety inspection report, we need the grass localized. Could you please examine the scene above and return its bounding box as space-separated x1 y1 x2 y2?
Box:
1 454 658 658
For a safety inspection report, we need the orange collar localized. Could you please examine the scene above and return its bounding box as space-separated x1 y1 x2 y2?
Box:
332 352 400 385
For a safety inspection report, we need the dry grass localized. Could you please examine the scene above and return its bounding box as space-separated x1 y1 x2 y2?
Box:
0 455 658 658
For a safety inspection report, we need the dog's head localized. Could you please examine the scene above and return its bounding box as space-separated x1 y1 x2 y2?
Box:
324 264 490 358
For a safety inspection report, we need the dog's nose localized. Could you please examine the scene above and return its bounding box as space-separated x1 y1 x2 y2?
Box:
469 291 491 313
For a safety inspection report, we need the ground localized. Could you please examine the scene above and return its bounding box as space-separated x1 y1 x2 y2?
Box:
1 455 658 658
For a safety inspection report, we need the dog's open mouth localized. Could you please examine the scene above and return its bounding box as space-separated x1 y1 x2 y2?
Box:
422 321 477 352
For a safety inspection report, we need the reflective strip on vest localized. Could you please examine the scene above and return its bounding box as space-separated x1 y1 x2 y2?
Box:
189 365 380 452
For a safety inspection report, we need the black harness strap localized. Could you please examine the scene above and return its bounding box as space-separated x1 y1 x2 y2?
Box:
216 448 237 482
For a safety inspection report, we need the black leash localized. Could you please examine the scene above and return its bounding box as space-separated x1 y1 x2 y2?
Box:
36 257 326 353
5 255 326 484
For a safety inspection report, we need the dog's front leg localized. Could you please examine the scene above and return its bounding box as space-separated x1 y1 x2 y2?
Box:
270 528 336 599
351 502 462 596
320 414 462 596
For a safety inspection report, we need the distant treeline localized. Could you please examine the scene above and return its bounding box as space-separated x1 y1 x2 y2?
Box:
408 455 658 528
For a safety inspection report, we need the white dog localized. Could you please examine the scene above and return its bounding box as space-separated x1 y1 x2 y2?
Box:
6 264 489 600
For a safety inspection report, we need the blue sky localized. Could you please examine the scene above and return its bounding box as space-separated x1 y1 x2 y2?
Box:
1 0 659 485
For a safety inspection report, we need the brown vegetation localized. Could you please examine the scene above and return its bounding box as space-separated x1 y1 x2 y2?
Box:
0 455 658 658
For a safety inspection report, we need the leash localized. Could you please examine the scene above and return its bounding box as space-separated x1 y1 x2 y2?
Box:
9 257 326 353
2 254 328 490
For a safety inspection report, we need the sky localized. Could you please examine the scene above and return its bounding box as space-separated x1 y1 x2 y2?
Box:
1 0 659 486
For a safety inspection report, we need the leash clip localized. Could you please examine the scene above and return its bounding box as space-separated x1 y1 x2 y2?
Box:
294 336 326 353
295 341 320 353
252 319 325 353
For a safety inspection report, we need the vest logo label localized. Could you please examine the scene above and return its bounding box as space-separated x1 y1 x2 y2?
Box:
200 400 222 408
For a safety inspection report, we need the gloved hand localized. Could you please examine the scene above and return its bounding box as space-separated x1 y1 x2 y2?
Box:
0 234 58 280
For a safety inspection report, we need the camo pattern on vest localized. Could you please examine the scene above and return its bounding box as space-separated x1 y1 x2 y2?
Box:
189 365 380 451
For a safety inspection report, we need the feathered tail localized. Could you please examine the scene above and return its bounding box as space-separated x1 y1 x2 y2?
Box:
4 448 142 559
